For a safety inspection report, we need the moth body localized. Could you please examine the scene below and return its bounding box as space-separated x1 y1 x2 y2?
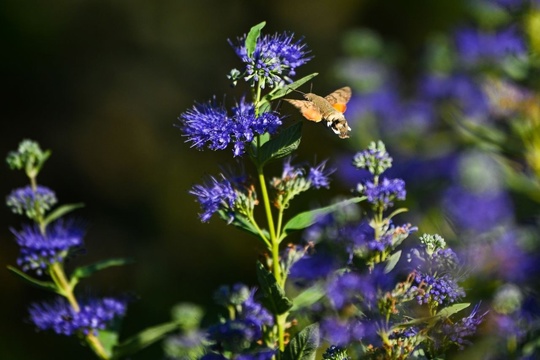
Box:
284 86 352 139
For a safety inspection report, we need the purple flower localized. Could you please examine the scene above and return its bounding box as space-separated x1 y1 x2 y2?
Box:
190 174 237 223
208 285 273 354
353 141 393 176
229 32 312 87
442 185 514 233
29 296 127 336
179 97 283 157
241 289 274 331
419 73 489 119
236 349 276 360
207 320 259 353
327 272 378 310
360 177 406 210
320 317 377 346
289 251 338 282
410 272 465 306
308 161 334 189
454 26 527 66
6 185 57 219
441 304 487 350
12 220 84 274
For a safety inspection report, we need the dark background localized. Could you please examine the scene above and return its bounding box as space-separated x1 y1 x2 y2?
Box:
1 1 466 358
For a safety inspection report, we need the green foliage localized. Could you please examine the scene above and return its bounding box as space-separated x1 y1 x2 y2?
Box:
256 261 293 315
282 324 319 360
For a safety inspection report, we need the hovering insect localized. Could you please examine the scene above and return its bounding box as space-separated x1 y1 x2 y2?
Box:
284 86 352 139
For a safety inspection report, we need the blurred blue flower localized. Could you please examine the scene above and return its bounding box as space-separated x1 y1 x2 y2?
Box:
442 185 514 233
6 185 57 218
190 174 237 222
289 251 338 282
454 26 526 66
12 220 84 274
207 320 259 353
320 317 365 346
207 285 272 355
327 272 378 310
179 97 282 157
308 160 334 189
236 349 276 360
29 296 127 336
229 32 312 87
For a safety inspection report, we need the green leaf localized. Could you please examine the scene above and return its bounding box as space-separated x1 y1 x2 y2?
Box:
257 122 302 166
218 211 269 242
170 303 204 331
436 303 470 318
43 203 85 227
282 323 319 360
384 250 401 273
266 73 319 101
280 197 365 240
245 21 266 58
71 258 133 287
7 265 59 293
112 321 180 359
290 282 325 312
256 261 293 315
97 328 120 358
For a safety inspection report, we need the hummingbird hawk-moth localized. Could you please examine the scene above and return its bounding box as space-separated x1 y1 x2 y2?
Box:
284 86 352 139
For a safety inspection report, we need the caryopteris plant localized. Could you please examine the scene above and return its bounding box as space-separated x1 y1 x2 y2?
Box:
7 22 487 360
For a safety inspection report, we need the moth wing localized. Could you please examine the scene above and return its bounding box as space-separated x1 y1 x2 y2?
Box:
325 86 352 113
284 99 323 122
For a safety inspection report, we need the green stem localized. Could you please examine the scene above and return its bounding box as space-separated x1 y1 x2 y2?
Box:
247 213 271 248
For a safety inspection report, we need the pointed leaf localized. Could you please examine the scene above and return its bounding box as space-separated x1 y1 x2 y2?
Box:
436 303 470 318
43 203 85 227
280 197 365 240
258 122 302 166
112 321 180 359
218 211 269 242
384 250 401 273
97 329 120 357
245 21 266 58
256 261 293 315
267 73 319 101
71 258 133 286
290 282 325 312
282 323 319 360
7 265 59 293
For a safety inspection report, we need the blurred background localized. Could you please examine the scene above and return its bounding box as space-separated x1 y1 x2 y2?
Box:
2 0 539 359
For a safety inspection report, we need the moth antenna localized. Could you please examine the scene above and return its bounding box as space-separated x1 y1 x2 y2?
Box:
274 99 283 112
309 83 313 93
292 88 306 96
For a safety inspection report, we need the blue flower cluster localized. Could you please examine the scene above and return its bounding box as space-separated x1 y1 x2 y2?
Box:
190 174 238 222
12 220 84 275
6 185 57 220
229 32 312 87
360 177 406 210
441 304 487 350
180 97 283 157
204 284 274 359
29 296 127 336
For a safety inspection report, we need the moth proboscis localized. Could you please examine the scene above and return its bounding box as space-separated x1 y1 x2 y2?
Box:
284 86 352 139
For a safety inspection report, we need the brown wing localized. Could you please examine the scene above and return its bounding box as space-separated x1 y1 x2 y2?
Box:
284 99 323 122
324 87 352 113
